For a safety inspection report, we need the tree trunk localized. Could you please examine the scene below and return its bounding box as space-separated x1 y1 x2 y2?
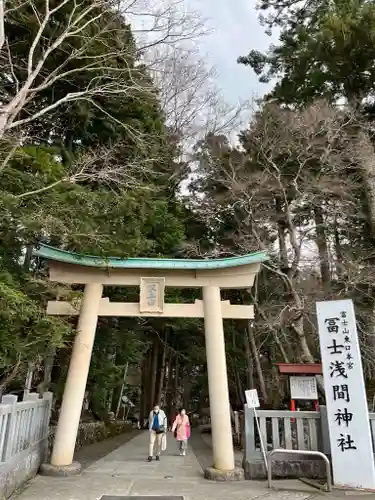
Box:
155 334 167 406
234 364 245 406
149 340 159 408
366 301 375 378
276 198 289 268
244 327 254 389
23 244 34 270
247 322 268 404
140 350 151 422
182 370 192 410
172 356 179 418
253 301 290 363
229 355 240 406
165 352 174 423
357 129 375 236
286 283 319 369
314 204 330 288
154 350 162 407
140 358 145 422
107 348 117 412
37 344 56 395
353 130 375 371
291 314 325 392
274 328 290 363
291 315 315 363
333 215 344 278
230 329 243 405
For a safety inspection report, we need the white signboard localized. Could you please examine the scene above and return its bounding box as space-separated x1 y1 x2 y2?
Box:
316 299 375 489
244 388 267 471
245 389 260 409
290 376 318 400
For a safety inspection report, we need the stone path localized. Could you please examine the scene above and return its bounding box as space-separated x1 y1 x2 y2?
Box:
14 432 375 500
74 429 139 470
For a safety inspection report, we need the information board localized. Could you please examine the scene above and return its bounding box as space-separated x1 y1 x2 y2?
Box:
290 376 318 400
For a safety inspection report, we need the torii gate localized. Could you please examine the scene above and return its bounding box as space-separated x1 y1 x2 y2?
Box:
36 244 267 479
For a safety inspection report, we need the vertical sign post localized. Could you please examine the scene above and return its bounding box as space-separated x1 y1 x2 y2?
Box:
245 389 268 472
316 299 375 489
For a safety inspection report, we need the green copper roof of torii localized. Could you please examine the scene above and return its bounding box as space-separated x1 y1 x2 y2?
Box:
34 244 268 270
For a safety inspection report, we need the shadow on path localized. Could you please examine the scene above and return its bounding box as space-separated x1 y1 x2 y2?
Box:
188 431 213 471
74 429 139 470
189 430 243 471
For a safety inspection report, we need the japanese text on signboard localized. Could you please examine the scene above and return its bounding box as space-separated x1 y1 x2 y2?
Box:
324 312 356 452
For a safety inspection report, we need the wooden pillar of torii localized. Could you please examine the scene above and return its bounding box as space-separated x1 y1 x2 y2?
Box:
36 244 267 479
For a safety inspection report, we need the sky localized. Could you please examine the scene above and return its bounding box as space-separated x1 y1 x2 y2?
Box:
185 0 274 106
127 0 277 139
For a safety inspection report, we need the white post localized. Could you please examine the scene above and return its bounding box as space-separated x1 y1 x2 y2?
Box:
42 392 53 461
253 407 268 472
24 393 39 448
2 394 18 461
42 392 53 436
23 362 34 399
51 283 103 466
202 285 235 471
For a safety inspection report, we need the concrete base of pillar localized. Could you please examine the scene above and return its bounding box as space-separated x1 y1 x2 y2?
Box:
39 461 82 477
204 466 244 481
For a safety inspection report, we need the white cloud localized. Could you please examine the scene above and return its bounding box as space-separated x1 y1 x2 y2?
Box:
127 0 276 105
126 0 278 140
184 0 275 104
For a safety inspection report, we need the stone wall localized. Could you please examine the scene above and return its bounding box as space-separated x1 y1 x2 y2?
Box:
47 420 132 456
0 440 48 499
243 454 328 480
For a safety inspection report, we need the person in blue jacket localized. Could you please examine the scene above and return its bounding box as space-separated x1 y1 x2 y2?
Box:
148 403 167 461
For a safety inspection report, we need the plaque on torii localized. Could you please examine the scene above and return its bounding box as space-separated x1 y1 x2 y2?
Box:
139 277 165 313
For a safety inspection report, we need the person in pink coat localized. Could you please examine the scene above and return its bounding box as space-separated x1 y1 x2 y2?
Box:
172 408 190 456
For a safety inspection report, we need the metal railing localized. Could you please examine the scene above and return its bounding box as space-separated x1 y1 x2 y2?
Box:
267 448 332 492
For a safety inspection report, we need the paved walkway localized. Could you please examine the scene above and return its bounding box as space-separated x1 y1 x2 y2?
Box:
15 432 373 500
